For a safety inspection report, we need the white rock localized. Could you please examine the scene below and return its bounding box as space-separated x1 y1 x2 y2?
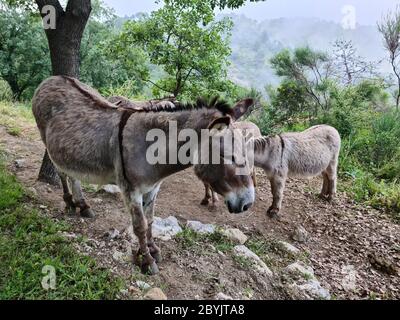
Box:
152 216 182 241
112 250 128 263
144 288 167 300
101 184 121 194
106 228 120 240
279 241 300 254
222 228 248 244
233 245 273 277
291 226 309 243
286 261 331 300
186 220 216 234
215 292 233 300
295 280 331 300
286 262 314 279
136 281 151 290
14 159 25 168
341 265 358 292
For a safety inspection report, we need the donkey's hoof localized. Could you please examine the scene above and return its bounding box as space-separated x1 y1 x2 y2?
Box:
141 259 159 275
80 208 95 218
151 251 163 264
267 207 280 218
200 199 209 206
65 206 77 215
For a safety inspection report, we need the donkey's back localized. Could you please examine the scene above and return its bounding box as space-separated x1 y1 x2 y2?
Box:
282 125 340 177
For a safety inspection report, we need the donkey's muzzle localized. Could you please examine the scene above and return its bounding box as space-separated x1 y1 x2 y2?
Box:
226 200 253 214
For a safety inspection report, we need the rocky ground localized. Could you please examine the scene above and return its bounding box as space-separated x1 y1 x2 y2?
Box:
1 123 399 300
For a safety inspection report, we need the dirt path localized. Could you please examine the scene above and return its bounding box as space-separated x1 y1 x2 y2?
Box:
1 124 399 300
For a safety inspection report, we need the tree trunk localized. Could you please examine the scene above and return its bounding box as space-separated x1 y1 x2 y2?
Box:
35 0 92 186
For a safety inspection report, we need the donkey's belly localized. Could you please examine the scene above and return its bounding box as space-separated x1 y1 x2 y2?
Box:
45 115 118 184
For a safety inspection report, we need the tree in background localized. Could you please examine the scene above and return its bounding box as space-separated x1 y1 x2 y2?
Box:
332 39 380 86
0 8 51 99
116 0 233 99
378 6 400 110
270 47 333 116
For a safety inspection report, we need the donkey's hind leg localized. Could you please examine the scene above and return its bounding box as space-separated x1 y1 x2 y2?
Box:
70 178 95 218
143 183 162 263
59 172 76 215
325 161 338 201
267 174 286 217
319 172 330 200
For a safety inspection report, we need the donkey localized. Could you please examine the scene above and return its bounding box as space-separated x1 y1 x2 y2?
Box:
200 121 262 209
252 125 341 217
32 76 256 274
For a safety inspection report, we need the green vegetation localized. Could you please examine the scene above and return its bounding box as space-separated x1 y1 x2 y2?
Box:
0 151 124 299
176 227 235 253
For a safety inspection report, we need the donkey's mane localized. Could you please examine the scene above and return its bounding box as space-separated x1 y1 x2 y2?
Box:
142 96 233 116
62 76 233 116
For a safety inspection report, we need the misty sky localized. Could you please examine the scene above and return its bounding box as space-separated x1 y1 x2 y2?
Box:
103 0 399 26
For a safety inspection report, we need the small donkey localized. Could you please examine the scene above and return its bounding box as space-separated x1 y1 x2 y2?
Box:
253 125 341 216
32 76 255 274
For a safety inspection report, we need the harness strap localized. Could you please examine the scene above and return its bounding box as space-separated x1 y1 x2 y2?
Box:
118 109 135 181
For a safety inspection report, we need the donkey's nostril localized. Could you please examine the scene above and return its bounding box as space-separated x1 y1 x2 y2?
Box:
242 202 252 212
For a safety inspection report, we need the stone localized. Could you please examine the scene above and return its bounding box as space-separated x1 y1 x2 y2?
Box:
286 262 314 279
152 216 182 241
279 241 300 254
291 226 309 243
222 228 248 244
105 228 120 240
233 245 273 277
14 159 25 168
285 262 330 300
144 288 167 300
112 250 128 264
186 220 216 234
295 280 331 300
101 184 121 194
215 292 234 300
341 265 357 292
136 280 151 290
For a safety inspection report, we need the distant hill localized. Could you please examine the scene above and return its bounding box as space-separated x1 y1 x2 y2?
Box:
223 14 390 91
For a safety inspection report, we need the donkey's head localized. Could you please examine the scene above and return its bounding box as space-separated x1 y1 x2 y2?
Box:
194 99 256 214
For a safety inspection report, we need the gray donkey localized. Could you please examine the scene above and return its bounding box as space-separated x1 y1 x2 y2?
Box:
252 125 341 217
32 76 255 274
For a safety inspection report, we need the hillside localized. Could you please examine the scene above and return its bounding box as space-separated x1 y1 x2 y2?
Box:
225 14 389 90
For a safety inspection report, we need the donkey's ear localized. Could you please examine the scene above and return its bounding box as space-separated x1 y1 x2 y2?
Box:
232 98 254 120
208 116 231 132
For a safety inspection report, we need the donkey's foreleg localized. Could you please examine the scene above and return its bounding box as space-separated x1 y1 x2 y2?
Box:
122 189 158 275
70 178 95 218
59 172 76 215
267 175 286 217
143 184 162 263
200 183 212 206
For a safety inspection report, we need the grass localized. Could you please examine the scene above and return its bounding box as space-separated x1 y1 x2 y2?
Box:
0 101 35 137
176 227 235 253
0 151 124 299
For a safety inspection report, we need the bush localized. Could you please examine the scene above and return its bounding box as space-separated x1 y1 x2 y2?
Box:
0 80 12 101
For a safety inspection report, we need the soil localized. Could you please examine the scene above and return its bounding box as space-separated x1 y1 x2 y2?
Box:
1 124 399 300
